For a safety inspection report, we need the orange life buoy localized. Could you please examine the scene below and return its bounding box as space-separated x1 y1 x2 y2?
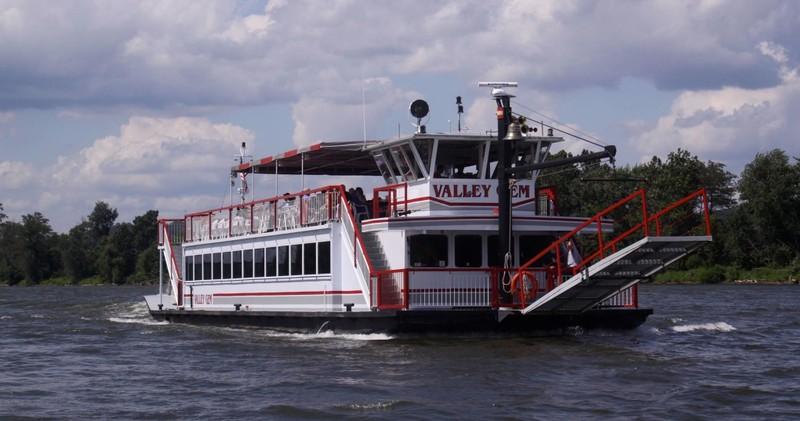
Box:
510 270 537 304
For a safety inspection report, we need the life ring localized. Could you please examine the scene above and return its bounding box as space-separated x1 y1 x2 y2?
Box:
510 270 537 304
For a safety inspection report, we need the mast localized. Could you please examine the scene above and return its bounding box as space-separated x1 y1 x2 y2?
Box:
479 82 517 273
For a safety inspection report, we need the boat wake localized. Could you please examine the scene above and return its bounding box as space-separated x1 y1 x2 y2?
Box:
671 322 736 333
107 302 168 326
255 329 395 341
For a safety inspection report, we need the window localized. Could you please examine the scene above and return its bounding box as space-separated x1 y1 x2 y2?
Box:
487 235 501 267
254 248 265 277
194 255 202 281
408 234 448 267
413 139 432 175
243 249 253 278
519 235 556 267
318 241 330 274
185 256 193 281
304 243 316 274
213 253 222 280
233 250 242 278
278 246 289 276
266 247 277 277
290 244 302 275
372 151 396 184
455 235 482 267
434 140 482 179
223 252 231 279
203 254 212 280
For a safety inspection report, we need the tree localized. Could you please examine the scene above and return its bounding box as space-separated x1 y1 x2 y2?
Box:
736 149 800 266
131 210 159 282
61 222 92 282
97 223 136 284
18 212 60 282
0 212 24 284
88 202 118 241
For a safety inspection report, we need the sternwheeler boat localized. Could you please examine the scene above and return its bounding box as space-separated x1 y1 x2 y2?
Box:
146 84 712 333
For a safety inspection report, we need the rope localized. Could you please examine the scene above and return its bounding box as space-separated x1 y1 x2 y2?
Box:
512 102 608 149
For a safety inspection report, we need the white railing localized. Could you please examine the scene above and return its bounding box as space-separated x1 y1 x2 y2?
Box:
407 270 492 309
596 285 637 308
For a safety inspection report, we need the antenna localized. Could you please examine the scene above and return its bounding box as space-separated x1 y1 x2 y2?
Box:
361 79 367 144
478 81 518 98
456 96 464 132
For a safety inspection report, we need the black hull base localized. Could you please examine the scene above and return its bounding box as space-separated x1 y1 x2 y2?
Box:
149 307 653 335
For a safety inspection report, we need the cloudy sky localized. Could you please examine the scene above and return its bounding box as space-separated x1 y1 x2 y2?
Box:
1 0 799 230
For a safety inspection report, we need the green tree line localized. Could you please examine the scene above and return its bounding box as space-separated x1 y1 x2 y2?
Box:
0 202 158 285
540 147 800 282
1 147 798 285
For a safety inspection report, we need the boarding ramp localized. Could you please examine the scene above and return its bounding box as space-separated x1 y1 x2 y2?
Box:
522 235 710 314
514 188 713 315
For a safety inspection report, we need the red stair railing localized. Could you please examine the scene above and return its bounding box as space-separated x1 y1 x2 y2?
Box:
513 188 711 307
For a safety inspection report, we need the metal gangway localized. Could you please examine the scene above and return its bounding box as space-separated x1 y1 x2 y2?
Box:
515 188 713 315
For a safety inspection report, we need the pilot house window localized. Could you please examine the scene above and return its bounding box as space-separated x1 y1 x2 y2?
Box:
408 234 448 267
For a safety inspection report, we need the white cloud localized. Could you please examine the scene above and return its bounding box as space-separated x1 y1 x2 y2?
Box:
2 0 797 111
291 77 417 146
628 42 800 170
0 160 33 189
1 116 254 229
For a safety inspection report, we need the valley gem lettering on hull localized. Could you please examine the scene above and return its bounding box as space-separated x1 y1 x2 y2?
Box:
432 183 531 199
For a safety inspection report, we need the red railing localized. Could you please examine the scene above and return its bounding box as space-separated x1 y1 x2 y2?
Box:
335 185 376 276
183 185 341 243
370 267 640 311
513 188 711 307
372 267 556 310
373 182 408 218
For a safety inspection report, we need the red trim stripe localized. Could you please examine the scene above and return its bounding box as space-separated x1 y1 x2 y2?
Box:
403 196 537 207
212 290 362 297
362 215 613 225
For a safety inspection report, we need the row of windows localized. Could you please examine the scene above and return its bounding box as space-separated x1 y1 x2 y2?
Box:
185 241 331 281
408 234 553 268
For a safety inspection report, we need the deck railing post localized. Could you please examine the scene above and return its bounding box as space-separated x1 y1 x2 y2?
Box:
555 245 562 285
404 183 408 215
640 190 649 237
701 189 712 236
597 218 604 258
403 270 410 310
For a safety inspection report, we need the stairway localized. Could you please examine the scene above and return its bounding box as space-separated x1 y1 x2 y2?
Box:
522 235 711 314
361 232 390 271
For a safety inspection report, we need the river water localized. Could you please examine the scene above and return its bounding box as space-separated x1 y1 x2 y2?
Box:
1 285 799 420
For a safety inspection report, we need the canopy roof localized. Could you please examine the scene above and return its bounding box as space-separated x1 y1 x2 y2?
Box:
234 141 382 176
232 134 562 176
